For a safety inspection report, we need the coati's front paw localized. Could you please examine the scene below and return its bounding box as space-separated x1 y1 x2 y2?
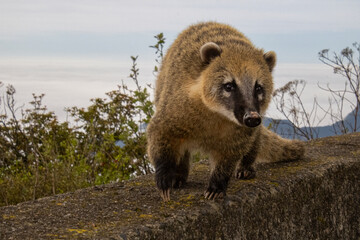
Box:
156 172 174 202
156 174 187 201
235 166 256 180
157 179 171 202
204 175 229 200
158 177 186 201
204 186 225 200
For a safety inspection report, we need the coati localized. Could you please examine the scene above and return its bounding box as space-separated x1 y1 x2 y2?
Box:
147 22 305 201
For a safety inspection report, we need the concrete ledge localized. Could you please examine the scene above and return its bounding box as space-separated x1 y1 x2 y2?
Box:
1 133 360 239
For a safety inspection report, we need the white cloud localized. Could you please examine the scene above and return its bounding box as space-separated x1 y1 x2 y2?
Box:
1 0 359 37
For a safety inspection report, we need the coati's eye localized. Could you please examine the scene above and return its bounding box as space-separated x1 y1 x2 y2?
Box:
255 83 263 94
223 82 236 92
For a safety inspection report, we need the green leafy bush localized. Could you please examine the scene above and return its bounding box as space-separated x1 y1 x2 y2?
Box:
0 36 164 206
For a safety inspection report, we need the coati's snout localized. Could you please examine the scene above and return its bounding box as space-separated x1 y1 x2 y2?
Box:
243 111 262 128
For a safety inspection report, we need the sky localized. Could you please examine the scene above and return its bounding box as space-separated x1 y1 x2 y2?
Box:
0 0 360 124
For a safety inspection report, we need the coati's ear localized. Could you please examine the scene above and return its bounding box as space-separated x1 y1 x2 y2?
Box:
200 42 222 64
264 51 276 72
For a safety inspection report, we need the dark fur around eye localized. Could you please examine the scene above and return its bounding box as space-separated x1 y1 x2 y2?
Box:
223 82 236 92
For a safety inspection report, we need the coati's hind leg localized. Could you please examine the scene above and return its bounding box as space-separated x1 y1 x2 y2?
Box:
235 149 257 180
173 150 190 188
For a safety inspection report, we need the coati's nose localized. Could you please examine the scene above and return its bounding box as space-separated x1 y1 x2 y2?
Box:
243 111 261 128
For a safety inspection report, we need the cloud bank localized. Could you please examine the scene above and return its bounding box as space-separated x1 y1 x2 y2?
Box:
1 0 359 37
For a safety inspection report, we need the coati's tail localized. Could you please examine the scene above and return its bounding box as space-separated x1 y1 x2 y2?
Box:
257 126 306 163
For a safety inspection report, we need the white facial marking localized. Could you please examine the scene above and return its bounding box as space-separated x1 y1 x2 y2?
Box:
210 86 218 96
223 76 234 85
207 104 241 125
258 93 263 102
222 91 231 98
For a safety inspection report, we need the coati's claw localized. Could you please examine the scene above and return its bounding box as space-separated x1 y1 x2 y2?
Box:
235 168 256 180
212 192 224 199
204 190 213 200
204 189 225 200
160 188 171 202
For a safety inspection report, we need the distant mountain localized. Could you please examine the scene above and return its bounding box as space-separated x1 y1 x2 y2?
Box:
264 108 360 140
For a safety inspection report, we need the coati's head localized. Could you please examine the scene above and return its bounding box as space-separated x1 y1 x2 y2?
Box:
199 42 276 127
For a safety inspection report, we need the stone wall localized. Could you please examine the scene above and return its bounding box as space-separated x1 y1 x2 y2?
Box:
1 133 359 239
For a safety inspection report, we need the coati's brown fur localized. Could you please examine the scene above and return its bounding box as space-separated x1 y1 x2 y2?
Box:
147 22 305 201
